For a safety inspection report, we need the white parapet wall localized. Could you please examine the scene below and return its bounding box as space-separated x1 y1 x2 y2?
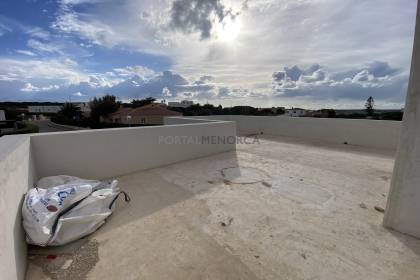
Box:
0 135 37 280
182 115 401 151
31 121 236 179
0 121 236 279
164 117 222 125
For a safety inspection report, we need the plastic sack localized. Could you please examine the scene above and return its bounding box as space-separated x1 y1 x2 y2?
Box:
22 175 130 246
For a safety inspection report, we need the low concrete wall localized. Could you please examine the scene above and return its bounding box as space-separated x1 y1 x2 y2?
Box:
31 121 236 179
0 135 37 280
187 115 401 150
164 117 221 125
1 121 235 279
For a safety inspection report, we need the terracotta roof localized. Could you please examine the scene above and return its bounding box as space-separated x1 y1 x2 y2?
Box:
108 107 133 117
130 104 182 116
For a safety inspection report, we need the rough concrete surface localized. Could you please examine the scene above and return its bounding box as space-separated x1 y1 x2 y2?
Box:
26 136 420 280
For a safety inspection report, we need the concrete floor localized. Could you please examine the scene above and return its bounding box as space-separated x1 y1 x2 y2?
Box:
26 136 420 280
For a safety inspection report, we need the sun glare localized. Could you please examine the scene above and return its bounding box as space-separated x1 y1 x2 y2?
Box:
216 18 242 42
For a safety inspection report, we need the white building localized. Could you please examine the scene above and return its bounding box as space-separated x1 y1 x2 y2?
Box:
168 100 194 108
285 108 307 117
0 110 5 121
28 105 61 114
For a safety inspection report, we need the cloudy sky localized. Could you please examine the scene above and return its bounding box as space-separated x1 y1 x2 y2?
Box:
0 0 417 108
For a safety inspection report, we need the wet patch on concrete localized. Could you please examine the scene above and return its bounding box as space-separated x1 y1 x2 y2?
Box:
28 239 99 280
271 178 332 206
380 175 390 182
221 167 270 184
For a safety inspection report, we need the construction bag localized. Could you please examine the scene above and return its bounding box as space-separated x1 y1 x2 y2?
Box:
22 175 130 246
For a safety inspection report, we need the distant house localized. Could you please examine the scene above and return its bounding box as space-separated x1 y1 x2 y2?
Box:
106 104 182 125
0 111 17 134
306 109 336 118
167 100 194 108
285 108 307 117
28 105 61 114
0 110 5 121
104 107 133 124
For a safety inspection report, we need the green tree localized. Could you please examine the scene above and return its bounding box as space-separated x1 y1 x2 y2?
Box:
365 96 375 117
89 95 119 122
130 97 156 108
58 103 82 120
320 109 336 118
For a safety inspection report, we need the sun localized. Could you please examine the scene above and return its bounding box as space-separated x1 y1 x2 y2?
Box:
216 17 242 42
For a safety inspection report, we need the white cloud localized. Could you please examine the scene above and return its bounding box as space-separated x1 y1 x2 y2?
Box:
0 58 87 84
16 50 37 57
48 0 415 105
272 62 408 102
0 57 160 98
169 0 241 40
0 23 12 36
20 83 38 92
162 87 172 97
20 83 60 92
0 57 409 108
25 27 50 40
60 0 104 4
0 0 415 107
27 39 63 54
63 58 78 67
87 74 122 88
113 66 155 80
52 0 177 55
52 6 117 47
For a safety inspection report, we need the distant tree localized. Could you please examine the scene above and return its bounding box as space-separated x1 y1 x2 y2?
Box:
166 103 287 117
183 104 203 116
51 103 82 126
255 108 276 116
4 110 19 120
213 105 223 115
319 109 336 118
89 94 119 122
231 106 257 115
276 107 286 115
380 111 404 121
58 103 82 120
365 96 375 117
200 104 215 115
130 97 156 108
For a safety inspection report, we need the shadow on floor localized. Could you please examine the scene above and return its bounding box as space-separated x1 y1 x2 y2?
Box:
31 151 239 252
386 227 420 280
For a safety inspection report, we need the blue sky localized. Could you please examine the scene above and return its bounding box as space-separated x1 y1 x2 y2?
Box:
0 0 417 108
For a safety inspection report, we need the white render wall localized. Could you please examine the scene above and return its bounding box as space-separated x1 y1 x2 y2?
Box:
164 117 222 125
384 2 420 238
0 122 235 279
0 135 37 280
31 121 236 179
184 115 401 150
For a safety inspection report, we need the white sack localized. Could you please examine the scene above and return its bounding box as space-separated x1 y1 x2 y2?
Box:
22 176 129 246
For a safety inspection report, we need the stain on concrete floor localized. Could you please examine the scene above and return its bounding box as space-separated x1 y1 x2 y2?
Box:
28 239 99 280
221 166 270 184
25 136 420 280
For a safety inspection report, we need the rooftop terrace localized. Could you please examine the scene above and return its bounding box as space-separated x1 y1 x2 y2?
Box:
1 110 419 280
25 135 420 280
